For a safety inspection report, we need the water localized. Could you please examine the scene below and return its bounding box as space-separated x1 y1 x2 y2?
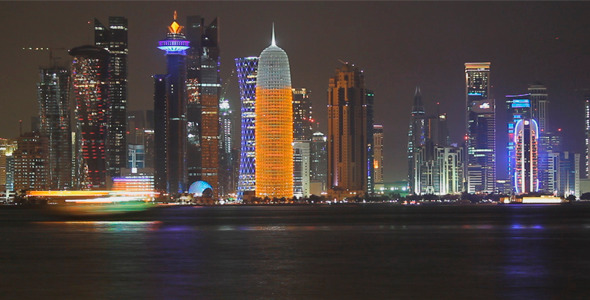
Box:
1 204 590 299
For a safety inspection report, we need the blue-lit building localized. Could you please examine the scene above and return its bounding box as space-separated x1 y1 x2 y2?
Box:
407 86 426 194
235 56 258 200
154 12 190 194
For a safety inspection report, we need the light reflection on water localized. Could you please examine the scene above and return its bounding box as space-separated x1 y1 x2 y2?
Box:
1 205 590 299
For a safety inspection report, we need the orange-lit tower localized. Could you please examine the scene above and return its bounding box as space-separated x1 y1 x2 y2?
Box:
255 25 293 198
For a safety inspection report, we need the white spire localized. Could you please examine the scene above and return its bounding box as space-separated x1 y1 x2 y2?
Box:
271 22 276 46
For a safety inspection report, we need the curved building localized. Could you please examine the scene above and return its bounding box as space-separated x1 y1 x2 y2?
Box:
235 56 258 200
69 45 110 189
514 119 539 194
255 27 293 198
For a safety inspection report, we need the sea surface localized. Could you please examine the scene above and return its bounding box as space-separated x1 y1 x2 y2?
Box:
1 204 590 299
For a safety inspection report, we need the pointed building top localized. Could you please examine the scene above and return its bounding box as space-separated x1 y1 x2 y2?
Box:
271 23 276 46
414 86 421 97
168 11 183 34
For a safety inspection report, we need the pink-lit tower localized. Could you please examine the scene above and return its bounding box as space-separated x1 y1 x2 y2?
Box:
514 118 539 194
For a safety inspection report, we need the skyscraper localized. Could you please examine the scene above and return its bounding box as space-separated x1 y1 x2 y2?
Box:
366 90 375 195
154 12 190 194
293 88 313 141
69 45 110 189
186 15 220 197
373 124 384 188
219 98 235 196
95 17 128 178
0 139 17 192
310 131 327 195
514 119 539 194
407 87 426 194
255 26 293 199
37 67 71 190
293 141 311 198
465 62 495 193
506 94 531 192
528 83 549 134
235 56 258 200
586 96 590 178
328 63 369 198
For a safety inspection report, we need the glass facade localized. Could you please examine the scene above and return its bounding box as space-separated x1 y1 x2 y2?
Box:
235 56 258 200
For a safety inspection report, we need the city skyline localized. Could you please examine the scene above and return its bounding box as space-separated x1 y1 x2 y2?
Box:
3 2 590 182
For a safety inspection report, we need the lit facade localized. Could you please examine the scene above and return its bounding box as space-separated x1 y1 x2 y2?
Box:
37 67 71 190
293 88 313 141
0 139 17 191
95 17 128 178
69 45 110 189
506 94 531 192
154 12 190 194
293 141 311 198
407 87 426 194
328 63 369 198
373 124 384 186
586 96 590 178
310 131 327 195
186 15 221 197
235 57 258 200
514 119 539 194
255 28 293 198
465 62 495 193
13 132 49 191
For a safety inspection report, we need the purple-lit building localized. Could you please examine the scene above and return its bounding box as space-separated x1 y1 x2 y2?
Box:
514 119 539 194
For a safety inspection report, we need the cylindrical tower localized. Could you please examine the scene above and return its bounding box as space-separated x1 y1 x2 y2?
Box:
255 27 293 199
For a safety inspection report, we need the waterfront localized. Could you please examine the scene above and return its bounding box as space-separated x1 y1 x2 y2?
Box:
1 204 589 299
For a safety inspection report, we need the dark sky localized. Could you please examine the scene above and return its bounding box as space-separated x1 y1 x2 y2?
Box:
2 1 590 182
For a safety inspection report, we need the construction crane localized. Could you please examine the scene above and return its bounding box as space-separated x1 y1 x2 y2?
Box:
21 47 68 67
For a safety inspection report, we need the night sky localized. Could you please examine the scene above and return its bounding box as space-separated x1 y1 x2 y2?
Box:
2 1 590 182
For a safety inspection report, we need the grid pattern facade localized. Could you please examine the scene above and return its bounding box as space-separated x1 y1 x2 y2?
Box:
515 119 539 194
236 57 258 199
13 132 49 191
255 42 293 198
373 125 384 184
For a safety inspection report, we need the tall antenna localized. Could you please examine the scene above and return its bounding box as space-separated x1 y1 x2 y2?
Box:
271 22 276 46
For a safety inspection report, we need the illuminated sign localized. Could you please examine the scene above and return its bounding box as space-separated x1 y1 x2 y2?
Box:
479 102 490 109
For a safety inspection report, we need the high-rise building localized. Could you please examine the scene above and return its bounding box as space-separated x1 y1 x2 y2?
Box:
154 12 190 194
506 94 531 192
514 119 539 194
13 132 49 191
585 96 590 178
219 97 235 196
415 144 463 195
557 152 580 198
69 45 110 189
235 56 258 200
37 67 71 190
328 63 369 199
0 139 17 191
255 27 293 199
465 62 495 193
373 125 384 188
186 15 220 197
293 141 311 198
407 87 426 194
366 90 375 195
293 88 313 142
528 83 549 134
310 131 327 196
95 17 128 178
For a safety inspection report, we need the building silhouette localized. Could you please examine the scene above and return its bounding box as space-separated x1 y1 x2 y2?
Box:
185 15 220 197
235 56 258 200
255 26 293 199
327 63 369 198
465 62 496 193
154 12 190 194
37 67 71 190
69 45 110 189
95 16 128 179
